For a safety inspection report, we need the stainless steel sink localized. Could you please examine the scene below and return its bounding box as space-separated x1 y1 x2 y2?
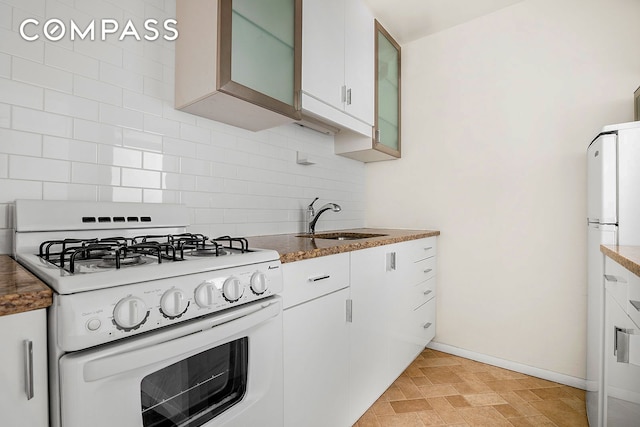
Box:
296 232 388 240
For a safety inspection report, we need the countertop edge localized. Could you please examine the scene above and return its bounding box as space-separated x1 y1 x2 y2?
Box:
248 229 440 264
0 255 53 317
600 245 640 277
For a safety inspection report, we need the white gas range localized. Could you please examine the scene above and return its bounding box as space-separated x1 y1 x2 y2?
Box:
13 199 284 427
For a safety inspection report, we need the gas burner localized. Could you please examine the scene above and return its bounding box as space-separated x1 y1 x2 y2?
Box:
98 253 143 268
189 247 229 257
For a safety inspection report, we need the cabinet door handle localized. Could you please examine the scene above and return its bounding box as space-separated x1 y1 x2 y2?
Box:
424 246 433 251
615 326 630 363
341 85 347 103
346 88 352 105
375 129 381 143
309 275 330 282
630 300 640 312
423 322 432 329
386 252 396 271
346 299 353 323
424 268 433 274
24 340 34 400
423 290 432 296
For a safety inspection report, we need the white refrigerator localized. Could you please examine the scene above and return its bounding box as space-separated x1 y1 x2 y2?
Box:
587 120 640 426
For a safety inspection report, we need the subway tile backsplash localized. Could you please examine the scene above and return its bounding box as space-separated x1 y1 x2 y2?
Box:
0 0 366 254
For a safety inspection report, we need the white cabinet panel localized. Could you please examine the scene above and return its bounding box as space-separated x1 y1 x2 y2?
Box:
349 237 437 424
301 0 374 134
283 289 349 427
281 252 349 309
301 0 344 112
0 309 48 427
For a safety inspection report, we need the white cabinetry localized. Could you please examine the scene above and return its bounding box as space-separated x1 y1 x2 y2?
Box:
301 0 374 136
0 309 48 427
175 0 301 131
282 253 350 427
349 237 437 424
603 256 640 426
282 237 438 427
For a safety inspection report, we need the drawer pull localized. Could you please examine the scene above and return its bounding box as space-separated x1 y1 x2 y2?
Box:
631 300 640 312
424 247 433 251
423 290 432 296
423 322 432 329
424 268 433 274
24 340 34 400
309 275 330 282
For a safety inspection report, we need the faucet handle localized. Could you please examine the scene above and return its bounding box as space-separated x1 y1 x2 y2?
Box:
308 197 319 210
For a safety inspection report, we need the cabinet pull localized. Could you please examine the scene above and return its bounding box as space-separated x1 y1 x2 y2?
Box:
423 322 432 329
386 252 396 271
341 85 347 103
346 88 352 105
423 290 432 296
631 300 640 312
423 268 433 274
375 129 381 143
309 275 330 282
346 299 353 323
24 340 34 400
615 326 631 363
424 246 433 251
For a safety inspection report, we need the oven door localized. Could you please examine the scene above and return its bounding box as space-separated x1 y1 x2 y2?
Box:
57 297 282 427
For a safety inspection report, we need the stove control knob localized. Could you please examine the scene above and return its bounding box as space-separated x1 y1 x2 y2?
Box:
250 271 268 295
160 289 189 318
194 281 217 308
222 276 244 302
113 296 148 330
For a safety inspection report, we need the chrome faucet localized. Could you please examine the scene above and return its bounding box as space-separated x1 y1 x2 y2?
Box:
307 198 341 234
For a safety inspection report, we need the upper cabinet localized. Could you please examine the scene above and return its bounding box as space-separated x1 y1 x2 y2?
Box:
335 19 401 162
300 0 374 136
175 0 302 131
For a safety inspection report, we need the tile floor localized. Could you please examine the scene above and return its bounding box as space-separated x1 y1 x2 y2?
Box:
353 348 588 427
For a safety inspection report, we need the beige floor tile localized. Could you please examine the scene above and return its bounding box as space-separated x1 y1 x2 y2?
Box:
530 386 571 400
376 412 425 427
453 381 494 395
352 349 588 427
493 403 522 418
507 415 557 426
445 395 472 408
457 406 513 426
419 384 459 398
463 392 508 406
416 410 446 426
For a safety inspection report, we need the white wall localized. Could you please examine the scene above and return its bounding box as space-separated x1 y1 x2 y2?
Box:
0 0 365 254
366 0 640 379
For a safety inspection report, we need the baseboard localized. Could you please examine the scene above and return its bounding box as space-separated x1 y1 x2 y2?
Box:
427 341 587 390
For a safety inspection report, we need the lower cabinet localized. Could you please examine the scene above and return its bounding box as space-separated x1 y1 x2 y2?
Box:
282 253 350 427
0 309 49 427
283 288 350 427
283 237 437 427
349 237 437 424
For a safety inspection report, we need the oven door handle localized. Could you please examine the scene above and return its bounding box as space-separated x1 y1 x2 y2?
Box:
82 298 281 382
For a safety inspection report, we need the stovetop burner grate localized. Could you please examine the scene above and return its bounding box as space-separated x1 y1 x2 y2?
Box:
37 233 254 274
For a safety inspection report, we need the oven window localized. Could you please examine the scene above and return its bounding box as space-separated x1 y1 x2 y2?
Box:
141 337 248 427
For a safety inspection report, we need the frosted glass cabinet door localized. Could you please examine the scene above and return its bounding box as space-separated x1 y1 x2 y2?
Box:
220 0 301 118
374 20 401 158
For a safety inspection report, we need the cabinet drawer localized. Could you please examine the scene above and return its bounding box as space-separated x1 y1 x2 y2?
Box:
628 271 640 328
404 237 437 263
407 256 436 287
409 276 436 310
282 253 349 309
412 298 436 346
605 257 630 316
